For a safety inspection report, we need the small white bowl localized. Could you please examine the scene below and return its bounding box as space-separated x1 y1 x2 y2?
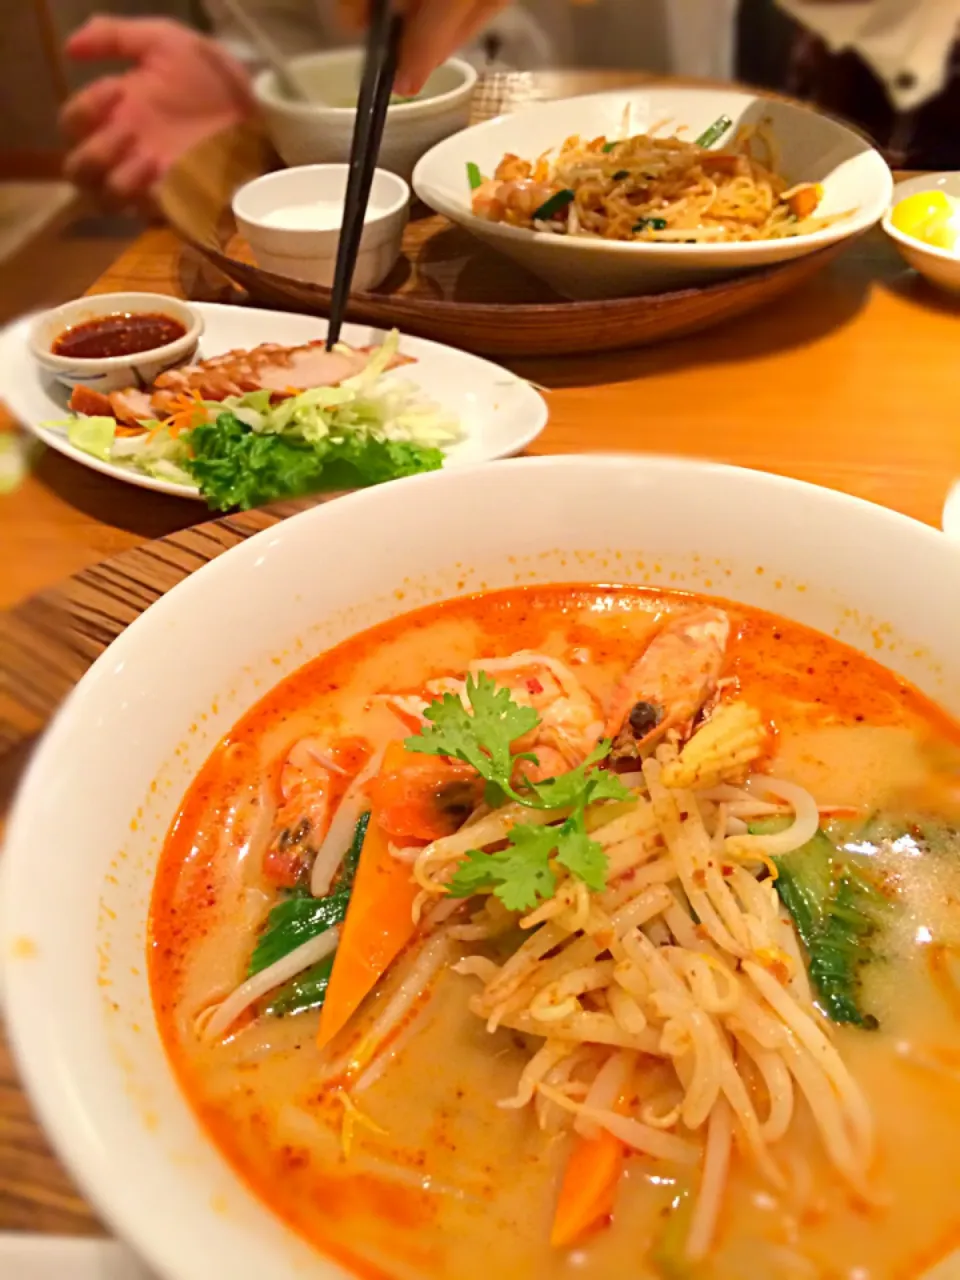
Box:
253 50 476 182
233 164 410 290
882 172 960 295
29 293 203 393
413 87 892 300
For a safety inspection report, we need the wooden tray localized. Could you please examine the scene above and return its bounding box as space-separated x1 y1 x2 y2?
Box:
156 73 848 359
0 500 316 763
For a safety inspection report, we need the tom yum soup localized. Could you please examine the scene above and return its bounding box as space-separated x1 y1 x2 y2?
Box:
150 586 960 1280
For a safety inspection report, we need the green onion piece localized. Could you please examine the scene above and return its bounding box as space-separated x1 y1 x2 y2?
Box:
602 140 618 153
695 115 733 149
532 189 575 222
612 169 629 182
466 161 483 191
633 217 668 232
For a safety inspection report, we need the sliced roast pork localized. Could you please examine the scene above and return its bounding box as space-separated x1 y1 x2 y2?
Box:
68 339 413 426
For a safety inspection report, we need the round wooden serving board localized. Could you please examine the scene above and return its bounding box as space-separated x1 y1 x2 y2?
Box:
156 72 849 359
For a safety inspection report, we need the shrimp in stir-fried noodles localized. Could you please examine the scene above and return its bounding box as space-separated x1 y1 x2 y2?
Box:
472 178 557 226
603 608 730 762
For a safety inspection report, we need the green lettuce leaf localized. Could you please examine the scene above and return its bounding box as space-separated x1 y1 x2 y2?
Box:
184 411 444 511
66 415 116 461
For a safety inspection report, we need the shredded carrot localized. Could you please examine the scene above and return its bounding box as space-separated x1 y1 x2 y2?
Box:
550 1094 631 1249
317 742 423 1051
157 390 210 436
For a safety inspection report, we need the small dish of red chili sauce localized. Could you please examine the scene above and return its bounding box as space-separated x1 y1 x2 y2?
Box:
30 293 203 392
52 312 187 361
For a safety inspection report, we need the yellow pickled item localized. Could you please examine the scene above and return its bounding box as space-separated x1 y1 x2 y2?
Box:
921 208 960 252
890 189 953 238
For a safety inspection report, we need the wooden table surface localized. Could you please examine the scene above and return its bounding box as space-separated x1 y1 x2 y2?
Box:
5 215 960 613
2 68 960 1245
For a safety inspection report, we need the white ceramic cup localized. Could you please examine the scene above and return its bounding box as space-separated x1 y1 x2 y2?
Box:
253 51 476 182
232 165 410 291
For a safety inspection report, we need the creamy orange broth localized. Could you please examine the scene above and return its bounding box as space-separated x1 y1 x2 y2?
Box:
150 587 960 1280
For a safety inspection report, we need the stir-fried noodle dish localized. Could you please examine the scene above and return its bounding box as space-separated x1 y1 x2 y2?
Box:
152 586 960 1279
467 114 844 244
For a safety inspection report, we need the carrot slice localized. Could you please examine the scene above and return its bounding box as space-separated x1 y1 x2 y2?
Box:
316 742 422 1050
551 1093 634 1249
786 183 823 219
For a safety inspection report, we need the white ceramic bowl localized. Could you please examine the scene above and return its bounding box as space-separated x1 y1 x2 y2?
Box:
28 293 202 394
882 172 960 295
254 50 476 182
233 164 410 290
4 457 960 1280
413 87 893 300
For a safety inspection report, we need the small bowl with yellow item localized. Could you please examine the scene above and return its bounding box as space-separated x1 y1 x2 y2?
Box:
883 173 960 294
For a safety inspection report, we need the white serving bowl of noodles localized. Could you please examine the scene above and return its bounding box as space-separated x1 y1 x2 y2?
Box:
3 455 960 1280
413 88 892 299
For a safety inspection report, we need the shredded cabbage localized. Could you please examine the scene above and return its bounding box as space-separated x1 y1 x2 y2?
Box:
210 335 461 448
108 424 193 485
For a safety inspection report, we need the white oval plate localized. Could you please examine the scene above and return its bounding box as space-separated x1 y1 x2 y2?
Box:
413 87 892 299
0 302 548 502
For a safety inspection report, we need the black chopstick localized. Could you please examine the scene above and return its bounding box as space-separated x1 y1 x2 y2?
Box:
326 0 403 350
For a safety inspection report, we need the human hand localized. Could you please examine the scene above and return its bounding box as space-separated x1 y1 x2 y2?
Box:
61 16 255 204
340 0 511 96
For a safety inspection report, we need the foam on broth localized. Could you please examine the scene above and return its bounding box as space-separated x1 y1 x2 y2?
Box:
150 587 960 1279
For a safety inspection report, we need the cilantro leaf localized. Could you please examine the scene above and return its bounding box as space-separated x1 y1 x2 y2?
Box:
405 672 539 798
446 849 502 899
448 824 559 910
584 768 634 806
409 674 632 908
554 817 608 892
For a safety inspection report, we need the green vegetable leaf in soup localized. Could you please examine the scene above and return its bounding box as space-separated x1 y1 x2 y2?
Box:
249 813 370 980
763 823 888 1029
265 954 335 1017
